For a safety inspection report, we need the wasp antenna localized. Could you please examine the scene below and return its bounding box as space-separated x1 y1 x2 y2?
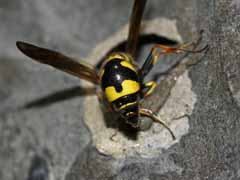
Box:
179 44 209 53
140 108 176 140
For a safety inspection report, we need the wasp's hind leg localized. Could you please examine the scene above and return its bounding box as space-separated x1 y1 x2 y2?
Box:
140 108 176 140
140 40 208 79
139 40 208 98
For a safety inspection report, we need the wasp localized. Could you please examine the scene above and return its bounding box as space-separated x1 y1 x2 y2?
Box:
16 0 207 140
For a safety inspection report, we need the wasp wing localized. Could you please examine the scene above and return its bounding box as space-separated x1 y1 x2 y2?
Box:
126 0 147 58
16 41 99 84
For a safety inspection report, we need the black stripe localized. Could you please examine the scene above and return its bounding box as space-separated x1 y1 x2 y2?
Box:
101 59 139 92
112 92 139 110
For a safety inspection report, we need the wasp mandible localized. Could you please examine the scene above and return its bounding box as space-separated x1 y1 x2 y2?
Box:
16 0 207 140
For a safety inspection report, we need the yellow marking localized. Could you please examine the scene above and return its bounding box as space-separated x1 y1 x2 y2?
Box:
152 48 160 65
108 53 125 61
144 81 157 97
109 52 132 62
126 111 135 116
101 53 125 69
99 53 122 79
105 52 132 63
121 53 132 62
99 69 105 80
105 80 140 102
119 101 137 110
99 54 135 80
101 53 134 71
153 55 158 65
120 61 137 73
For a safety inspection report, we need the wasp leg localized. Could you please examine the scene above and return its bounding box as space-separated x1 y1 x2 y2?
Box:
152 42 208 54
140 42 208 78
139 108 176 140
141 81 157 98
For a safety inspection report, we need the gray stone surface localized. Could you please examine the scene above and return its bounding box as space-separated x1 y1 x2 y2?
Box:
1 0 240 180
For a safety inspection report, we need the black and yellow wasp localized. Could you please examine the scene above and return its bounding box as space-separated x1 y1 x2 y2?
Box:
16 0 206 140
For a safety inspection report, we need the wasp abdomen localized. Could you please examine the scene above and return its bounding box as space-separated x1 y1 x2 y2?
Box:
100 55 141 127
100 57 140 104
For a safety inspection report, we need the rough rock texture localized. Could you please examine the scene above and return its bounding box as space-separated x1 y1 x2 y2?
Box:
0 0 240 180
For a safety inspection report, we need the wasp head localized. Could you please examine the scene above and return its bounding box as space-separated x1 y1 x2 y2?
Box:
119 104 139 128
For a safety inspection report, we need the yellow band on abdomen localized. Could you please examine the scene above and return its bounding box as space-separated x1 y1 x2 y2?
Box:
105 80 140 102
120 61 137 73
119 101 137 110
